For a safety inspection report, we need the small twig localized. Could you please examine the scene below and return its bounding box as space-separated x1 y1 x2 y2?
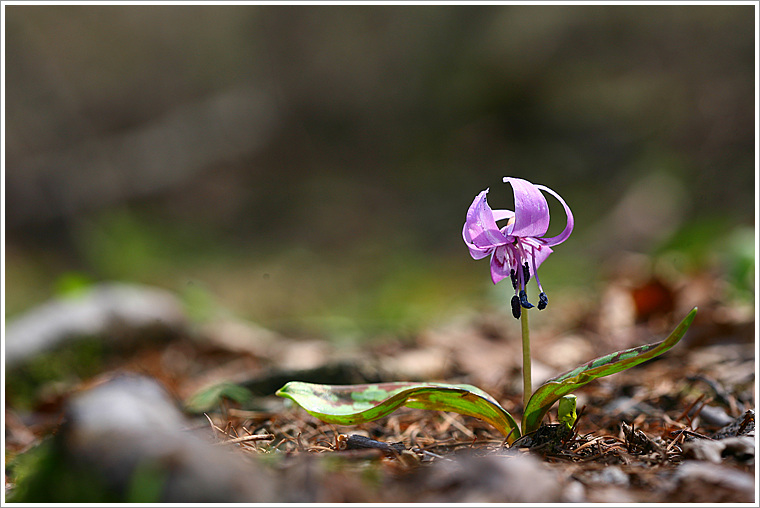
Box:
413 448 447 461
668 429 713 440
214 433 275 446
203 413 227 440
306 445 336 453
665 428 686 453
296 431 305 452
573 436 604 454
737 410 754 434
440 412 476 438
687 397 713 429
271 435 299 452
501 428 516 449
676 394 705 423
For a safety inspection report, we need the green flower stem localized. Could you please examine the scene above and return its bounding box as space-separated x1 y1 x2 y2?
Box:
520 308 532 409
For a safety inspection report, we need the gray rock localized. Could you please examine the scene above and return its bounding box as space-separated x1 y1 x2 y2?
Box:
682 438 725 464
416 452 577 503
59 374 273 502
682 436 754 465
718 436 755 465
672 461 755 502
712 409 755 439
5 283 186 367
595 466 630 487
692 404 734 428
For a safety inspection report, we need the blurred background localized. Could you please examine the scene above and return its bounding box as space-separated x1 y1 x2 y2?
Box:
4 4 756 341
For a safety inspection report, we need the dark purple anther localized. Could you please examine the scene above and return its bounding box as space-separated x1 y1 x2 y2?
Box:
538 292 548 310
522 262 531 284
511 295 521 319
519 289 534 309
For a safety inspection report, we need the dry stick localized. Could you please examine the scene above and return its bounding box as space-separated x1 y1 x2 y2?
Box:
573 436 604 454
306 445 336 453
665 429 686 454
415 449 446 461
501 428 516 449
440 412 475 439
668 428 713 440
676 393 705 423
203 412 227 440
737 410 754 434
686 397 713 430
214 433 275 446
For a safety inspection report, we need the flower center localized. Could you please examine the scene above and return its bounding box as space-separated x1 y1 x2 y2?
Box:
508 243 549 319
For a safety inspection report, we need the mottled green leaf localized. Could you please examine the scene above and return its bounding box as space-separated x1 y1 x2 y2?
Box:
276 381 521 443
522 307 697 434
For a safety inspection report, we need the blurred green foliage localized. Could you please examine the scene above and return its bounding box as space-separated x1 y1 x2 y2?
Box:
7 438 166 503
6 337 106 410
185 382 254 413
723 227 755 299
125 460 168 503
6 439 118 503
5 5 755 339
655 220 755 302
53 271 94 297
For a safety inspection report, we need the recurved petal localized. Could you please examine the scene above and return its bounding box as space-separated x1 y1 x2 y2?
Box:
462 222 492 259
489 246 512 284
503 177 550 238
492 209 515 224
522 239 554 273
535 184 574 247
463 189 508 250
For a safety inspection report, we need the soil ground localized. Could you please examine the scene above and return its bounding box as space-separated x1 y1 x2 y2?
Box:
4 270 756 503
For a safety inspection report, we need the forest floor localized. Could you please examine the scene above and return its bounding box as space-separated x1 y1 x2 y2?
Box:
4 268 756 503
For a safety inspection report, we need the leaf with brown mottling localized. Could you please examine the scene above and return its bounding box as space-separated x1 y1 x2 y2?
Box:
521 307 697 434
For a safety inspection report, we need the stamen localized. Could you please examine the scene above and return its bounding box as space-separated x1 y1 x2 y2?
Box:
519 289 534 309
510 269 517 290
522 262 531 284
510 295 521 319
530 246 545 294
515 242 531 289
538 292 548 310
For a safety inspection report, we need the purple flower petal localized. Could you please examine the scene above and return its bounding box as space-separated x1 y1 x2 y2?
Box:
492 209 515 224
503 177 550 238
463 190 508 259
462 222 492 259
464 177 573 289
489 246 512 284
535 184 574 247
522 238 554 273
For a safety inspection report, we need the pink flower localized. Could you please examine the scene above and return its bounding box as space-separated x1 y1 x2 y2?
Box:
463 177 574 317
